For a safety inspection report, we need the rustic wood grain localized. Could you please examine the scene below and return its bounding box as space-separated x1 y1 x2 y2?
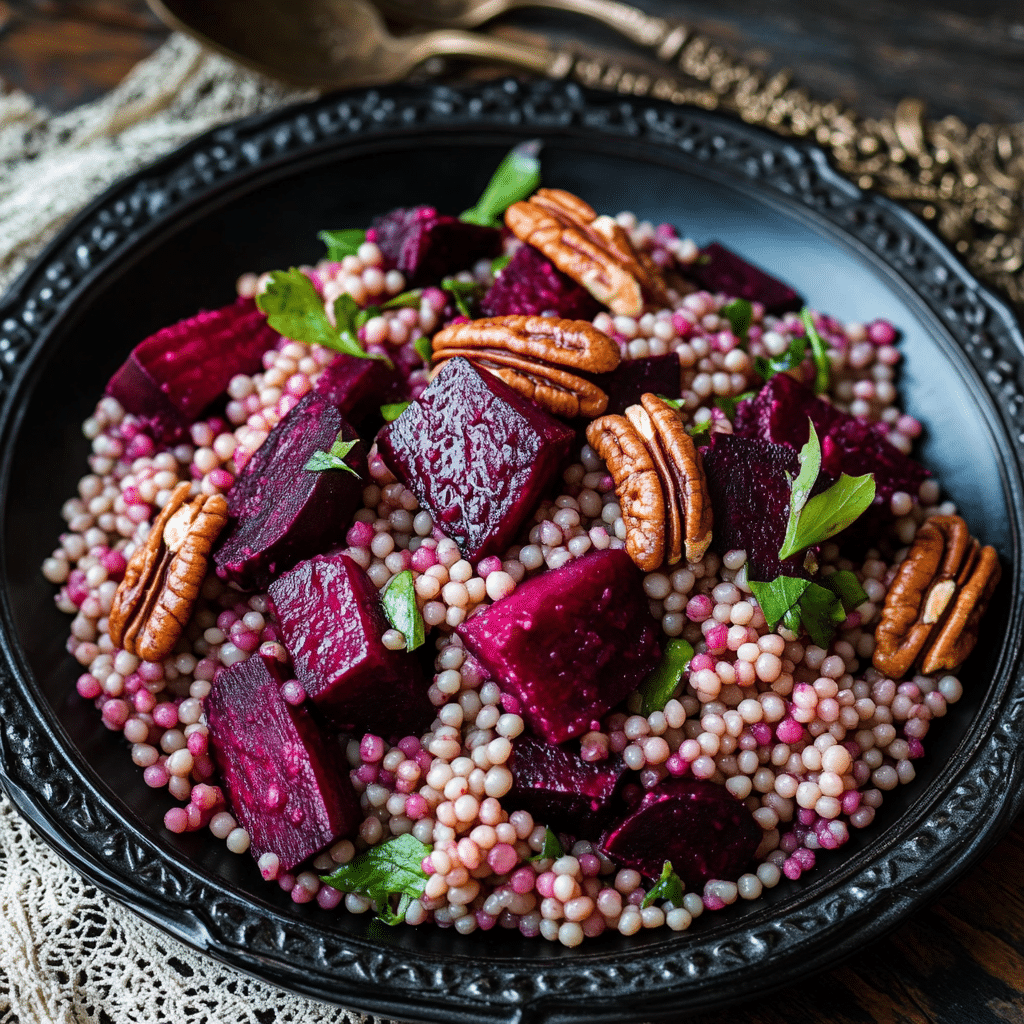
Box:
0 3 1022 1023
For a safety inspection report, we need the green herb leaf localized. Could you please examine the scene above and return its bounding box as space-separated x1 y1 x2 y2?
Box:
641 861 685 909
530 827 564 862
355 305 380 329
380 401 411 423
441 277 482 319
713 390 757 420
687 417 712 446
797 581 848 648
823 569 869 612
748 576 813 632
303 434 361 475
636 638 695 714
256 269 378 361
319 834 431 925
800 308 831 395
778 420 822 560
721 298 753 342
779 473 876 559
656 394 684 411
414 336 432 365
460 139 542 228
381 570 426 652
491 253 512 275
318 228 366 260
754 332 808 383
382 289 423 310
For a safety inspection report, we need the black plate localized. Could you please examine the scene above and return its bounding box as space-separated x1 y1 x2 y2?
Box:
1 80 1023 1024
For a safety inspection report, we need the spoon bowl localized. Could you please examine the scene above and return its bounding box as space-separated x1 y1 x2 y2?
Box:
148 0 570 89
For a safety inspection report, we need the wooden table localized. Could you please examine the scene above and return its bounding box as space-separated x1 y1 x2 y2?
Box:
1 2 1022 1022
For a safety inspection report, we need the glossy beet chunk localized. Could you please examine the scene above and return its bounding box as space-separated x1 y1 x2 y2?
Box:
206 653 359 872
480 244 601 320
593 353 681 416
685 242 802 315
600 778 761 888
457 549 661 743
371 205 501 286
269 554 431 737
214 391 366 590
702 433 829 581
378 357 574 562
507 736 626 837
106 296 278 442
733 374 928 528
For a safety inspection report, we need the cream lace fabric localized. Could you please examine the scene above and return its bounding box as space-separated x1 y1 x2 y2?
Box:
0 34 375 1024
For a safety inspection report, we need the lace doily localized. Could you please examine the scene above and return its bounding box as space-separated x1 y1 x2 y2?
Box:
0 35 375 1024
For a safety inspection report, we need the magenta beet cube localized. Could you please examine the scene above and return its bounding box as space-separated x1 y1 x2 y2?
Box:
507 735 626 837
269 554 432 737
600 778 761 888
206 652 359 872
378 357 574 562
593 353 681 416
371 205 501 286
105 296 278 441
457 549 661 743
480 244 601 320
313 353 406 431
214 391 366 591
685 242 802 315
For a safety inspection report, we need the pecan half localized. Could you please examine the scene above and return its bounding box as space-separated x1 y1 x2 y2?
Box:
873 514 1001 678
432 315 621 418
587 393 713 571
109 482 229 662
505 188 670 317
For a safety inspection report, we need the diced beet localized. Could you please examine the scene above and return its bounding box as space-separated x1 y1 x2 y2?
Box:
378 357 574 562
313 353 406 436
507 736 626 837
480 244 601 320
371 205 501 286
701 433 829 581
685 242 802 315
269 554 431 737
593 354 681 415
106 296 278 442
600 778 761 889
457 549 661 743
205 652 359 872
215 392 366 590
733 374 928 532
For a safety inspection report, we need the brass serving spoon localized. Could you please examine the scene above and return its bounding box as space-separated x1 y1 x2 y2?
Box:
147 0 574 89
373 0 686 57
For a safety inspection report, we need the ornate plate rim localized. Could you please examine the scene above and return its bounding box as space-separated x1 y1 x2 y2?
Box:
1 79 1023 1024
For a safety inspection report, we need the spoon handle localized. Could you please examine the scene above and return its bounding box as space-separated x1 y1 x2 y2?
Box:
402 27 576 78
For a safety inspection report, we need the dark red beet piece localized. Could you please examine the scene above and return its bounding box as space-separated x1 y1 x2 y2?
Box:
593 353 682 416
377 357 574 562
105 296 278 442
480 244 601 320
215 392 366 590
457 549 661 744
685 242 802 315
205 652 360 872
701 433 829 581
371 205 501 286
313 353 406 427
600 778 761 889
507 736 626 837
269 554 431 737
733 374 928 532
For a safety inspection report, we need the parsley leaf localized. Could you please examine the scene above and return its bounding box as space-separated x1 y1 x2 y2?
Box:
641 861 685 909
256 269 381 362
460 139 542 228
748 576 812 633
303 435 360 475
721 298 753 342
800 308 831 395
823 569 869 611
754 332 808 383
713 390 757 420
636 638 695 714
413 336 432 365
318 228 366 260
380 401 411 423
778 422 875 560
381 570 426 652
687 417 712 446
656 394 684 411
319 834 431 925
749 572 867 648
382 289 423 310
529 827 564 862
441 277 483 318
491 253 512 275
797 581 849 648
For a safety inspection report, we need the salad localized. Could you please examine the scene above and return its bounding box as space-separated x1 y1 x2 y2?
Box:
43 143 1000 946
